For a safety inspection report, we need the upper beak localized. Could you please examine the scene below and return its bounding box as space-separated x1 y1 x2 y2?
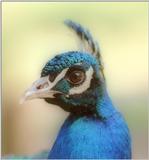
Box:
20 76 60 104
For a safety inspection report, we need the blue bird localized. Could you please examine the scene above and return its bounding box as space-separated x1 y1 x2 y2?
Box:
20 20 131 159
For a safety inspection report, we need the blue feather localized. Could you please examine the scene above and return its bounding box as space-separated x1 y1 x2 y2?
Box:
48 91 131 159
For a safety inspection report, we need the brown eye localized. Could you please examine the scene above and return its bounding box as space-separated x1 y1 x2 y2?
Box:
67 70 86 85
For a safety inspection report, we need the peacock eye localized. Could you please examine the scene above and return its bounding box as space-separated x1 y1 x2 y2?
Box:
67 70 86 85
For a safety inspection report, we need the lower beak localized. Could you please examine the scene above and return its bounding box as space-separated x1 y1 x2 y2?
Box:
20 76 60 104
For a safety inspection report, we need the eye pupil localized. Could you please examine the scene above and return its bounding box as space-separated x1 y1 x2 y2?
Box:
73 72 82 82
68 70 85 85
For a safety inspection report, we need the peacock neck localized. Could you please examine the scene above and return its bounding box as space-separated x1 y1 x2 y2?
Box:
96 89 118 119
68 89 118 120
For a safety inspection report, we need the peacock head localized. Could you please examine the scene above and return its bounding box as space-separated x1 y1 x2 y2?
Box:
22 20 105 115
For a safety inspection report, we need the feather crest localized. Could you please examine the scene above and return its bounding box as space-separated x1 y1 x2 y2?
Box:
64 20 104 79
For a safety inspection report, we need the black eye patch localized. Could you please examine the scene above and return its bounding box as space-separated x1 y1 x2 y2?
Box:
48 71 62 82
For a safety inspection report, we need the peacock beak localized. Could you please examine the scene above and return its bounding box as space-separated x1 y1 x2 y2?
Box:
20 76 61 104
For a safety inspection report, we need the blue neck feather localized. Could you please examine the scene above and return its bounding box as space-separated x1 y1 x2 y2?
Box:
48 90 131 159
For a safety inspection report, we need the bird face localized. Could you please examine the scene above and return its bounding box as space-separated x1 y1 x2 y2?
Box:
21 20 105 114
22 51 104 113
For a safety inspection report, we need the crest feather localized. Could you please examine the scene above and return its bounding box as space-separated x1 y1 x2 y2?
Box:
64 20 104 79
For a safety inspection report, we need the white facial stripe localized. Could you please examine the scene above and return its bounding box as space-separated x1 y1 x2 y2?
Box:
47 68 69 89
26 67 69 98
69 66 94 95
20 68 69 103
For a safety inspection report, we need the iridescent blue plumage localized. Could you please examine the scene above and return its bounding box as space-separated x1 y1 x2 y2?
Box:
41 51 100 77
46 20 131 159
48 91 131 159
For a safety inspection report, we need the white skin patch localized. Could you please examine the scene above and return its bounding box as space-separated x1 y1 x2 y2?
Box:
47 68 69 89
21 68 69 103
69 66 94 95
21 65 94 103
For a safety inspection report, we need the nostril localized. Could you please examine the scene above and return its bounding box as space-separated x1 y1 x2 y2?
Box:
36 85 42 90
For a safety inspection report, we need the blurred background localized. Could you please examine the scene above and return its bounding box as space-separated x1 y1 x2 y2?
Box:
2 2 148 159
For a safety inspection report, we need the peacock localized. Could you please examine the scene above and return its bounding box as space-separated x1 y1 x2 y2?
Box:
7 20 131 159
